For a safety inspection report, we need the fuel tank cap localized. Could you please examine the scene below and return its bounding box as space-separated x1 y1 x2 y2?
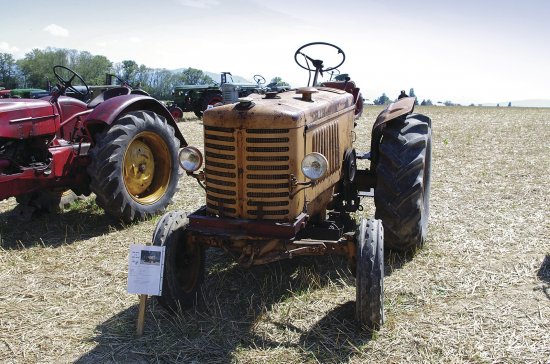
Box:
236 97 255 110
296 87 318 102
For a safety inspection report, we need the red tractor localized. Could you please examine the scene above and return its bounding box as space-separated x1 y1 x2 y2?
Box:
0 66 186 222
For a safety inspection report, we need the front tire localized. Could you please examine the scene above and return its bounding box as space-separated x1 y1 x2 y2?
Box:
374 114 432 252
152 211 205 312
356 218 384 330
87 110 180 223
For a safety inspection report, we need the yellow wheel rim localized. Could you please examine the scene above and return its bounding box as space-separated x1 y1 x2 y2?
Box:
123 131 172 204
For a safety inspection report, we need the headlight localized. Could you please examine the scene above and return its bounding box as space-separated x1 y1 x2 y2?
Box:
301 152 328 180
178 146 203 172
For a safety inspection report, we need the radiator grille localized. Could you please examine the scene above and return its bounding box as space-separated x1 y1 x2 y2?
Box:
204 127 292 220
312 122 340 175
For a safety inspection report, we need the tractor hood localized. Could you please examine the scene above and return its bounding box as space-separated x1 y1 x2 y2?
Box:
0 99 58 138
203 87 354 129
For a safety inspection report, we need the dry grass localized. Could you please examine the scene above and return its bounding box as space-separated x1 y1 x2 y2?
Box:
0 106 548 363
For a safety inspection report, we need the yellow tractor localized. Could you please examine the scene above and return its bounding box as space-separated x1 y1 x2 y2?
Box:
153 42 432 330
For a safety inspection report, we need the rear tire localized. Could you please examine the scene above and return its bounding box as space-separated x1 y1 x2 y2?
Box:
374 114 432 252
195 93 222 118
153 211 205 312
168 105 183 121
87 110 180 223
356 218 384 330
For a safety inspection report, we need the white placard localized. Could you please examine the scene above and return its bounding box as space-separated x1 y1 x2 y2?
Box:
127 244 165 296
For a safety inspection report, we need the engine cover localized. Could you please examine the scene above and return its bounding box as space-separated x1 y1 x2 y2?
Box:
0 99 58 139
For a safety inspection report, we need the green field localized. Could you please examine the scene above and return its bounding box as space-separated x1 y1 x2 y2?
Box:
0 106 548 363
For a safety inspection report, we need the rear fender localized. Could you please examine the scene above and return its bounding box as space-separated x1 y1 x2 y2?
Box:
85 94 186 145
370 97 415 167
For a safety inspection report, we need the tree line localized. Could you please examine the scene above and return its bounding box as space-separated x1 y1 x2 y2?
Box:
0 47 215 100
373 88 457 106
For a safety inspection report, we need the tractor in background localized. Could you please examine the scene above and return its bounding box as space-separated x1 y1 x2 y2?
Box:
168 72 267 119
0 65 186 222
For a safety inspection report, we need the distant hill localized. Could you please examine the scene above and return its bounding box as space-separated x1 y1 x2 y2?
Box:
482 99 550 108
172 68 252 84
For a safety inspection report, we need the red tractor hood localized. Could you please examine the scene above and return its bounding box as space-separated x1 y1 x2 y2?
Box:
0 99 58 138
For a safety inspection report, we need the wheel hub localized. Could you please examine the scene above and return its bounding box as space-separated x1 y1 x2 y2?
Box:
121 131 172 205
124 139 155 196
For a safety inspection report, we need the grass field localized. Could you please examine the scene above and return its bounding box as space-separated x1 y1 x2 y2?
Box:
0 106 548 363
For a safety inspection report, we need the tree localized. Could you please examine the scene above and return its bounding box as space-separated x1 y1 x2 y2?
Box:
17 47 112 89
374 93 391 105
0 52 19 88
147 68 179 100
269 76 289 86
72 51 112 85
17 48 69 88
421 99 433 106
178 68 214 85
508 102 512 107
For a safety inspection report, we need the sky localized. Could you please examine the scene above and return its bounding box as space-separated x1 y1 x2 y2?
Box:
1 0 549 105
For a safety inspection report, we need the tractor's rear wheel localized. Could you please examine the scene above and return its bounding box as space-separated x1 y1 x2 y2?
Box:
87 110 180 223
355 218 384 330
194 93 222 118
169 105 183 121
153 211 205 312
374 114 432 252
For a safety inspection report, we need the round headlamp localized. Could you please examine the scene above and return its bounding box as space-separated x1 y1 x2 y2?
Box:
178 146 203 172
301 152 328 180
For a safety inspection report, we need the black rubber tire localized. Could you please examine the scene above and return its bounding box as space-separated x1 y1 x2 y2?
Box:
169 105 183 121
195 92 223 118
152 211 205 312
356 218 384 330
87 110 180 223
374 114 432 252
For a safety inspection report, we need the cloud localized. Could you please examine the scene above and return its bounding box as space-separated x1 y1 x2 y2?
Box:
0 41 19 53
130 37 141 43
43 24 69 37
177 0 220 9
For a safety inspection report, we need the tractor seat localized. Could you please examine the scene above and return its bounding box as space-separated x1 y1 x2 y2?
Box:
87 87 131 108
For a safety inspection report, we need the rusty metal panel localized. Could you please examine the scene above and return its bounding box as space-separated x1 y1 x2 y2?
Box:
202 88 355 221
203 125 304 221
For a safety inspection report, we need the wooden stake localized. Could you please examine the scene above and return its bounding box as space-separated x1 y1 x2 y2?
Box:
136 294 147 336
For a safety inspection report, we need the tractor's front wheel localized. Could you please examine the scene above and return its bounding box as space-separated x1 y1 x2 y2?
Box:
374 114 432 252
87 110 180 222
355 218 384 330
153 211 205 312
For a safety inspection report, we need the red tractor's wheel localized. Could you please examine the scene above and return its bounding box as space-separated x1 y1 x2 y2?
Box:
153 210 205 312
194 93 223 119
169 106 183 122
355 218 384 330
87 110 181 222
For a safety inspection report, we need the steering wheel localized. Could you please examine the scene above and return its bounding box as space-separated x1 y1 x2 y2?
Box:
253 74 266 85
294 42 345 72
53 65 90 97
